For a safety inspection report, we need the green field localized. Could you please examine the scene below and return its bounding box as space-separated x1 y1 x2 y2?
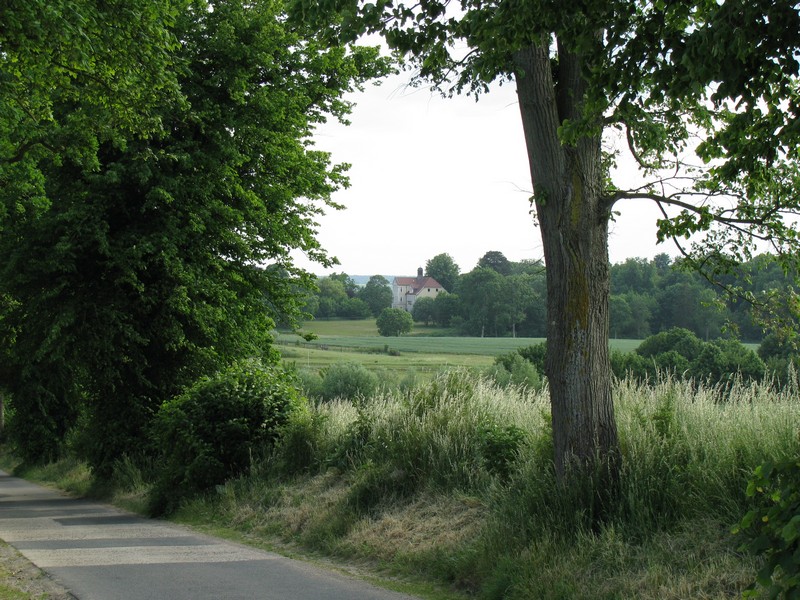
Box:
276 319 643 373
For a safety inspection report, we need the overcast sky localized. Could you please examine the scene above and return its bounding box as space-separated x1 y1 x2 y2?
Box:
298 71 672 278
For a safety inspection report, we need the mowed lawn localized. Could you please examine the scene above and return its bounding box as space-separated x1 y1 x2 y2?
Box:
275 319 643 373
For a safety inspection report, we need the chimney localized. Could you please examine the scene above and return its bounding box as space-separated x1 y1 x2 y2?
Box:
417 267 423 278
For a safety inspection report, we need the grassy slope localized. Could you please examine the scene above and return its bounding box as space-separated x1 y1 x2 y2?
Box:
277 319 642 374
1 323 777 599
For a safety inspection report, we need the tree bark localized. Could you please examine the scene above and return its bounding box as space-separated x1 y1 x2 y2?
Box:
513 40 620 490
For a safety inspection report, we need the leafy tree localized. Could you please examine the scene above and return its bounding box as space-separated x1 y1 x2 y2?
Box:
0 1 184 229
315 277 349 318
293 0 800 499
432 292 462 328
510 258 545 277
611 258 657 296
340 297 372 319
457 267 505 337
329 272 359 298
411 296 436 325
609 296 633 340
478 250 512 276
425 253 461 292
1 0 387 471
637 328 705 363
376 307 413 337
358 275 392 317
610 292 655 339
505 274 537 338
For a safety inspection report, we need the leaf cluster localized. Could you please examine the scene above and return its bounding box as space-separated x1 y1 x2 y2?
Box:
0 0 391 472
736 456 800 599
148 362 302 515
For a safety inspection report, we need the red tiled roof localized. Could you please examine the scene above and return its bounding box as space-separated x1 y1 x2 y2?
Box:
394 276 444 295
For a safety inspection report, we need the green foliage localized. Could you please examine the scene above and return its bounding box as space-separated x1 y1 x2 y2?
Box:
612 328 766 387
478 422 526 481
488 352 542 390
0 0 389 472
425 253 460 293
376 307 413 337
736 456 800 598
517 342 548 375
0 0 183 222
610 350 652 382
637 328 705 362
432 291 462 328
148 362 301 515
411 296 436 325
357 275 393 317
319 362 379 401
456 267 506 336
478 250 512 276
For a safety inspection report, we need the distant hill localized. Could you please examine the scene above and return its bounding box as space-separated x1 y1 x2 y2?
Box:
351 275 396 287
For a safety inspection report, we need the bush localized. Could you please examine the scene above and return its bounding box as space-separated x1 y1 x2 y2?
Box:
295 368 324 399
636 327 705 362
376 307 413 336
320 362 379 401
689 339 765 385
735 455 800 598
516 342 547 375
611 349 652 381
148 362 301 515
488 352 542 390
478 422 526 481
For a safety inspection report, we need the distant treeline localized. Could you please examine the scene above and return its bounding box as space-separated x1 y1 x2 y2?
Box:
303 251 795 342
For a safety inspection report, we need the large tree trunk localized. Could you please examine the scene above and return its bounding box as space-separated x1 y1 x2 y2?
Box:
513 40 620 490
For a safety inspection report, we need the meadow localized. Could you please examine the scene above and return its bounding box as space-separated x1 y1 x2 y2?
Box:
2 319 794 599
276 319 642 374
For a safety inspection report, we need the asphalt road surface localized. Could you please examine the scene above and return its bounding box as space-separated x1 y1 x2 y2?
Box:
0 470 420 600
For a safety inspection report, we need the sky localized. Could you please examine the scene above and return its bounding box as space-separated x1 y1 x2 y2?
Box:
297 71 673 278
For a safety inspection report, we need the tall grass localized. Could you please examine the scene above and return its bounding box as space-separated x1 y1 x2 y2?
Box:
181 370 798 598
6 369 796 598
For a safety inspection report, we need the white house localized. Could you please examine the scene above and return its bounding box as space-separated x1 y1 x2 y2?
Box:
392 268 445 312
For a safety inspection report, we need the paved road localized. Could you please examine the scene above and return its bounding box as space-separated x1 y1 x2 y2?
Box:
0 470 419 600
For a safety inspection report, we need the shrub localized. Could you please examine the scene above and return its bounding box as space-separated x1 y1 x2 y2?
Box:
376 307 413 336
295 368 324 399
478 422 526 481
148 362 301 515
689 339 765 385
735 455 800 598
517 342 547 374
637 327 705 362
611 349 652 381
488 352 542 390
320 362 379 401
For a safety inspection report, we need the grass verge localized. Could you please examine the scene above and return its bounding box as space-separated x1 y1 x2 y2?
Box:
2 371 795 599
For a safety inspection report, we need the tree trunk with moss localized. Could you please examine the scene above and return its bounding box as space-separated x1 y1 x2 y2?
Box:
514 42 620 488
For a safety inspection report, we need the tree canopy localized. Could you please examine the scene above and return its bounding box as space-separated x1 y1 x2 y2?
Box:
376 307 413 336
0 0 387 471
425 253 460 292
291 0 800 499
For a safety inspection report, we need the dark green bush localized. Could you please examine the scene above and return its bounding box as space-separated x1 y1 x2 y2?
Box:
320 362 378 401
489 352 542 390
610 349 652 381
636 327 705 361
148 362 301 515
478 422 526 481
735 455 800 598
517 342 547 374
